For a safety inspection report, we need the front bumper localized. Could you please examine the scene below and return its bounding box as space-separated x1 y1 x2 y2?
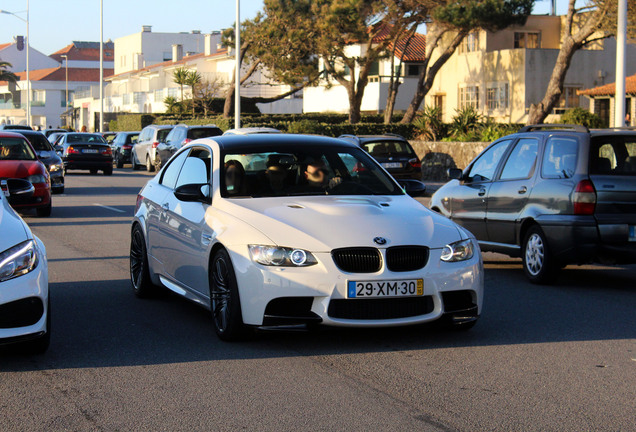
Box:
9 183 51 209
0 238 49 344
229 245 483 327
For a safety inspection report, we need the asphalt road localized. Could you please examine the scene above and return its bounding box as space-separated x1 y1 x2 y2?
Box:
1 170 635 431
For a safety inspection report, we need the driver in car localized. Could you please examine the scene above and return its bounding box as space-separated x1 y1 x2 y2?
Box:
304 159 342 190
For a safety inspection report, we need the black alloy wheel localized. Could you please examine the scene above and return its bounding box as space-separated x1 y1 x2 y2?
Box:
209 249 248 341
130 225 154 297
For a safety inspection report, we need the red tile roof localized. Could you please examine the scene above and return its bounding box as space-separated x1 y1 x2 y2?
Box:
0 43 11 51
1 67 113 84
370 23 426 62
49 42 114 62
578 74 636 97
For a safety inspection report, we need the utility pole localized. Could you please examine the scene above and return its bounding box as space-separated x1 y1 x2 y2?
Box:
614 0 627 127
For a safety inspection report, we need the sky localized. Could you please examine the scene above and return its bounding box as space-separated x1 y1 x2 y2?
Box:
1 0 569 56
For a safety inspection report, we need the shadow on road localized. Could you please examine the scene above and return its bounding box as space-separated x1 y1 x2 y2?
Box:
1 263 635 371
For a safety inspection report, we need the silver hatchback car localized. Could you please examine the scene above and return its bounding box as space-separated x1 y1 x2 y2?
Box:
430 124 636 283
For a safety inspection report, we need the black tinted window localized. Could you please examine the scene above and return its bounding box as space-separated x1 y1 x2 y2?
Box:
591 136 636 175
363 140 414 157
189 127 222 140
24 133 52 151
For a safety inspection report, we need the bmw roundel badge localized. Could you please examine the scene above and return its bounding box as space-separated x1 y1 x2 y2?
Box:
373 237 387 245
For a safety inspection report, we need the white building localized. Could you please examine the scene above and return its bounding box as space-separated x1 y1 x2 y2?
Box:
0 41 59 72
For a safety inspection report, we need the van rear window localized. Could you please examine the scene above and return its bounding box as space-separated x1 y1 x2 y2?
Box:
590 136 636 175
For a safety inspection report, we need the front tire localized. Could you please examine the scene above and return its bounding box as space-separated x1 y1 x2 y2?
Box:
115 154 123 169
36 203 52 217
209 249 248 341
522 225 558 284
146 156 155 173
130 225 155 298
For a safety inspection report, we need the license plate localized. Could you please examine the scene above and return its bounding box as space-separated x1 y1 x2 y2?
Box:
83 149 98 154
630 226 636 242
382 162 402 169
347 279 423 298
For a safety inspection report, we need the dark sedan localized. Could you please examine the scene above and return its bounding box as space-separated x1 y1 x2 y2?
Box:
111 131 139 168
14 130 65 193
57 133 113 175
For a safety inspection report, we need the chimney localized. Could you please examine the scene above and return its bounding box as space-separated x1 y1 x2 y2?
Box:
172 44 183 62
205 34 218 56
142 25 152 33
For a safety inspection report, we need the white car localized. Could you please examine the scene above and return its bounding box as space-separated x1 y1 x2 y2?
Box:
130 134 483 340
0 179 50 353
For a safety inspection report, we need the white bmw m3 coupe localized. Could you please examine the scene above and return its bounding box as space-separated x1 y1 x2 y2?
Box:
130 134 483 340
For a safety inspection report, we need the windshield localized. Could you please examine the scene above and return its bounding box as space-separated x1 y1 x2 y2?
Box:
222 145 403 198
362 140 415 157
0 137 37 161
24 133 52 151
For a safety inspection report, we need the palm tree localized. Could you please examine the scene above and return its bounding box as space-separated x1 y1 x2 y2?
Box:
0 61 18 84
185 71 202 117
172 67 190 102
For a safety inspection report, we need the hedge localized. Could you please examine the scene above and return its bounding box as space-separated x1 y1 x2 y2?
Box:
109 114 155 132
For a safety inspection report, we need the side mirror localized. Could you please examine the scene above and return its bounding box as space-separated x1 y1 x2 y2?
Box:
447 168 464 181
174 183 210 203
397 179 427 198
2 178 35 205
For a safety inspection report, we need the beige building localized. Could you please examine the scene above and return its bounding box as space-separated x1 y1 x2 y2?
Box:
426 15 636 124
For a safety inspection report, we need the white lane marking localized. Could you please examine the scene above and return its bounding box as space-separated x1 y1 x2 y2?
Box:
93 203 125 213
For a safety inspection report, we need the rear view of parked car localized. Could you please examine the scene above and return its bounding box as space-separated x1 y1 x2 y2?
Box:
160 124 223 168
339 134 422 180
0 178 50 353
430 124 636 283
111 131 139 168
132 125 174 172
57 133 113 175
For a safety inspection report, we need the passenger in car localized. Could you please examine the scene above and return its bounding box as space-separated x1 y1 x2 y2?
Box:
224 160 246 196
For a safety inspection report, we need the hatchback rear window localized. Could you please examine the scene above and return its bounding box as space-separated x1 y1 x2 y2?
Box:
363 141 415 157
590 136 636 175
189 128 222 140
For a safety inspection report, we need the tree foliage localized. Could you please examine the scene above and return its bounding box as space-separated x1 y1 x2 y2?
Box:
527 0 636 124
0 61 18 84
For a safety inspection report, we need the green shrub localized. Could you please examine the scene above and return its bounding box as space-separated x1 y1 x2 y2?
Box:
412 105 446 140
109 114 156 131
560 107 606 128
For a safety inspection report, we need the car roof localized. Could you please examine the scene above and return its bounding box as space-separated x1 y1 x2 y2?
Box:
223 127 282 135
204 133 359 151
340 134 408 143
0 131 32 139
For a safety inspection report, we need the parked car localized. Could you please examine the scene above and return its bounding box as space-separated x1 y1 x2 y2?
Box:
57 133 113 175
130 134 483 341
0 124 33 131
14 130 65 194
111 131 140 168
222 127 282 136
102 132 117 144
430 124 636 283
132 125 174 172
339 134 422 180
160 124 223 167
0 178 50 353
0 131 52 216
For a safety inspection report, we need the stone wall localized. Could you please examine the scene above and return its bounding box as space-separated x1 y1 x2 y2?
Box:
409 140 490 181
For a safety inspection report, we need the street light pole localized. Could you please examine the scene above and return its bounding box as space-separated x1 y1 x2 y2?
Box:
615 0 627 127
61 54 68 126
235 0 240 129
99 0 104 133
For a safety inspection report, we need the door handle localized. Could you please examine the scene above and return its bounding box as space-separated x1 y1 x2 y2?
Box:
518 186 528 194
478 187 486 196
162 202 170 211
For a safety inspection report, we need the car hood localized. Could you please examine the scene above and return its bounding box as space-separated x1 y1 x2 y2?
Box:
36 151 62 166
0 160 46 178
0 196 30 251
217 195 462 251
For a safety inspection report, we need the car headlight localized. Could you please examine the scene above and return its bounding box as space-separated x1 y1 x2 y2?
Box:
249 245 317 267
49 164 61 172
440 239 474 262
0 240 38 282
26 174 47 184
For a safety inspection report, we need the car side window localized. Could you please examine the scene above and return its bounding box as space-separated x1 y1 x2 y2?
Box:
175 148 211 189
467 139 512 182
160 149 190 190
541 137 578 178
500 138 539 180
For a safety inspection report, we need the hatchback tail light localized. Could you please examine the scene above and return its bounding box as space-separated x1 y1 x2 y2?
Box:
122 144 132 150
573 179 596 215
152 141 160 149
408 157 421 168
182 138 192 146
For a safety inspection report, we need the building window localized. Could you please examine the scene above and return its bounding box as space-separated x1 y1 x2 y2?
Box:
368 61 379 77
133 92 144 104
32 90 46 107
459 32 479 54
406 64 421 77
553 86 581 114
168 88 178 98
154 89 164 101
123 93 131 105
514 32 540 49
459 85 479 109
486 83 509 110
